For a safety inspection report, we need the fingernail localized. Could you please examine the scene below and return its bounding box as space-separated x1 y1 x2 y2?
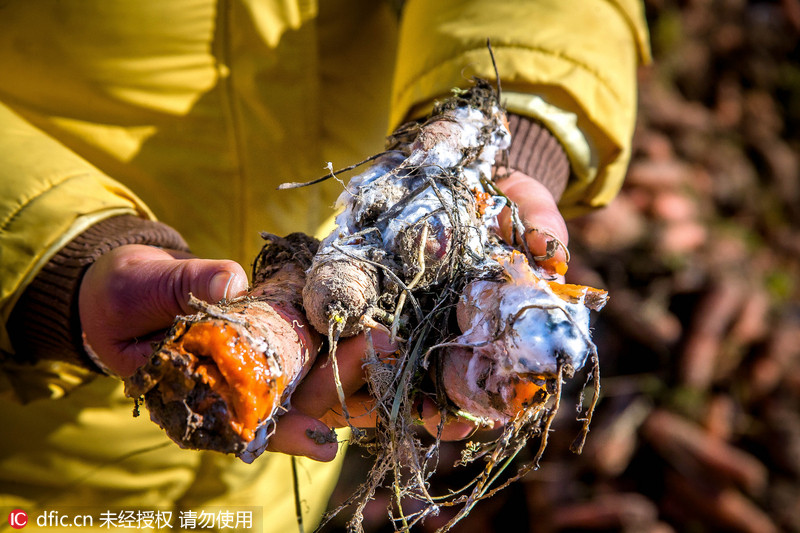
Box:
209 272 247 301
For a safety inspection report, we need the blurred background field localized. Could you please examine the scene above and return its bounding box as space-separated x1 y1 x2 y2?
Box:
325 1 800 531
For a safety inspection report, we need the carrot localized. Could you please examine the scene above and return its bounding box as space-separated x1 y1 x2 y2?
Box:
302 80 511 342
443 250 607 422
123 233 322 462
299 78 608 531
302 79 606 424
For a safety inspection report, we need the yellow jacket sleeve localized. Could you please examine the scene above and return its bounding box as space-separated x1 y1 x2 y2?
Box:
391 0 651 217
0 102 152 393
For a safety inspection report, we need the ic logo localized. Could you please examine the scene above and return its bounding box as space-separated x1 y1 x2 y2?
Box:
8 510 27 529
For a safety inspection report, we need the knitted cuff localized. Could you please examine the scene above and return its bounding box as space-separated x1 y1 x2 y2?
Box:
7 215 189 371
504 114 571 202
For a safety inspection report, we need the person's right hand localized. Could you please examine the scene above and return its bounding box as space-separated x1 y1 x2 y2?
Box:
78 244 248 377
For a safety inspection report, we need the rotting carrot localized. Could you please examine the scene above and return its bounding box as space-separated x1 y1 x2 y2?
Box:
295 77 608 531
123 233 322 463
300 80 606 422
443 250 607 422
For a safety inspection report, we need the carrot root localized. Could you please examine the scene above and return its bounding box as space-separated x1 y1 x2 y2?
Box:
123 233 322 461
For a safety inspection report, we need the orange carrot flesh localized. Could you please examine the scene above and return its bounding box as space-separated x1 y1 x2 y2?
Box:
176 322 286 442
507 378 548 414
539 256 569 276
547 281 609 308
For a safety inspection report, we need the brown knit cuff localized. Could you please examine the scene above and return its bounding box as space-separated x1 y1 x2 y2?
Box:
6 215 189 371
504 114 571 202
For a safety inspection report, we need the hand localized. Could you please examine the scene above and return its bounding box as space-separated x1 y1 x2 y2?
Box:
267 327 478 461
79 244 248 377
495 169 570 276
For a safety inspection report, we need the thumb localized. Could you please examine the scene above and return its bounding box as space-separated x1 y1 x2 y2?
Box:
80 245 249 374
134 254 250 331
169 257 250 312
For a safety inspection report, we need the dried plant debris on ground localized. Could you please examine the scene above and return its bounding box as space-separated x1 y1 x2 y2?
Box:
327 2 800 532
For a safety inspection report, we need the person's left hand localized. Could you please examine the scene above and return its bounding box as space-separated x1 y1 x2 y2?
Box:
495 169 570 276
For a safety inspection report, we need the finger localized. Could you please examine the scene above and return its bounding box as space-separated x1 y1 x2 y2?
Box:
120 259 248 364
320 393 480 438
417 397 479 441
267 409 339 462
318 391 378 428
291 326 398 419
80 245 249 375
161 248 196 260
106 245 247 331
166 256 250 310
495 171 570 274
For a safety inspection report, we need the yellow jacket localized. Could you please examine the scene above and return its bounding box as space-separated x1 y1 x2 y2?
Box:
0 0 649 531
